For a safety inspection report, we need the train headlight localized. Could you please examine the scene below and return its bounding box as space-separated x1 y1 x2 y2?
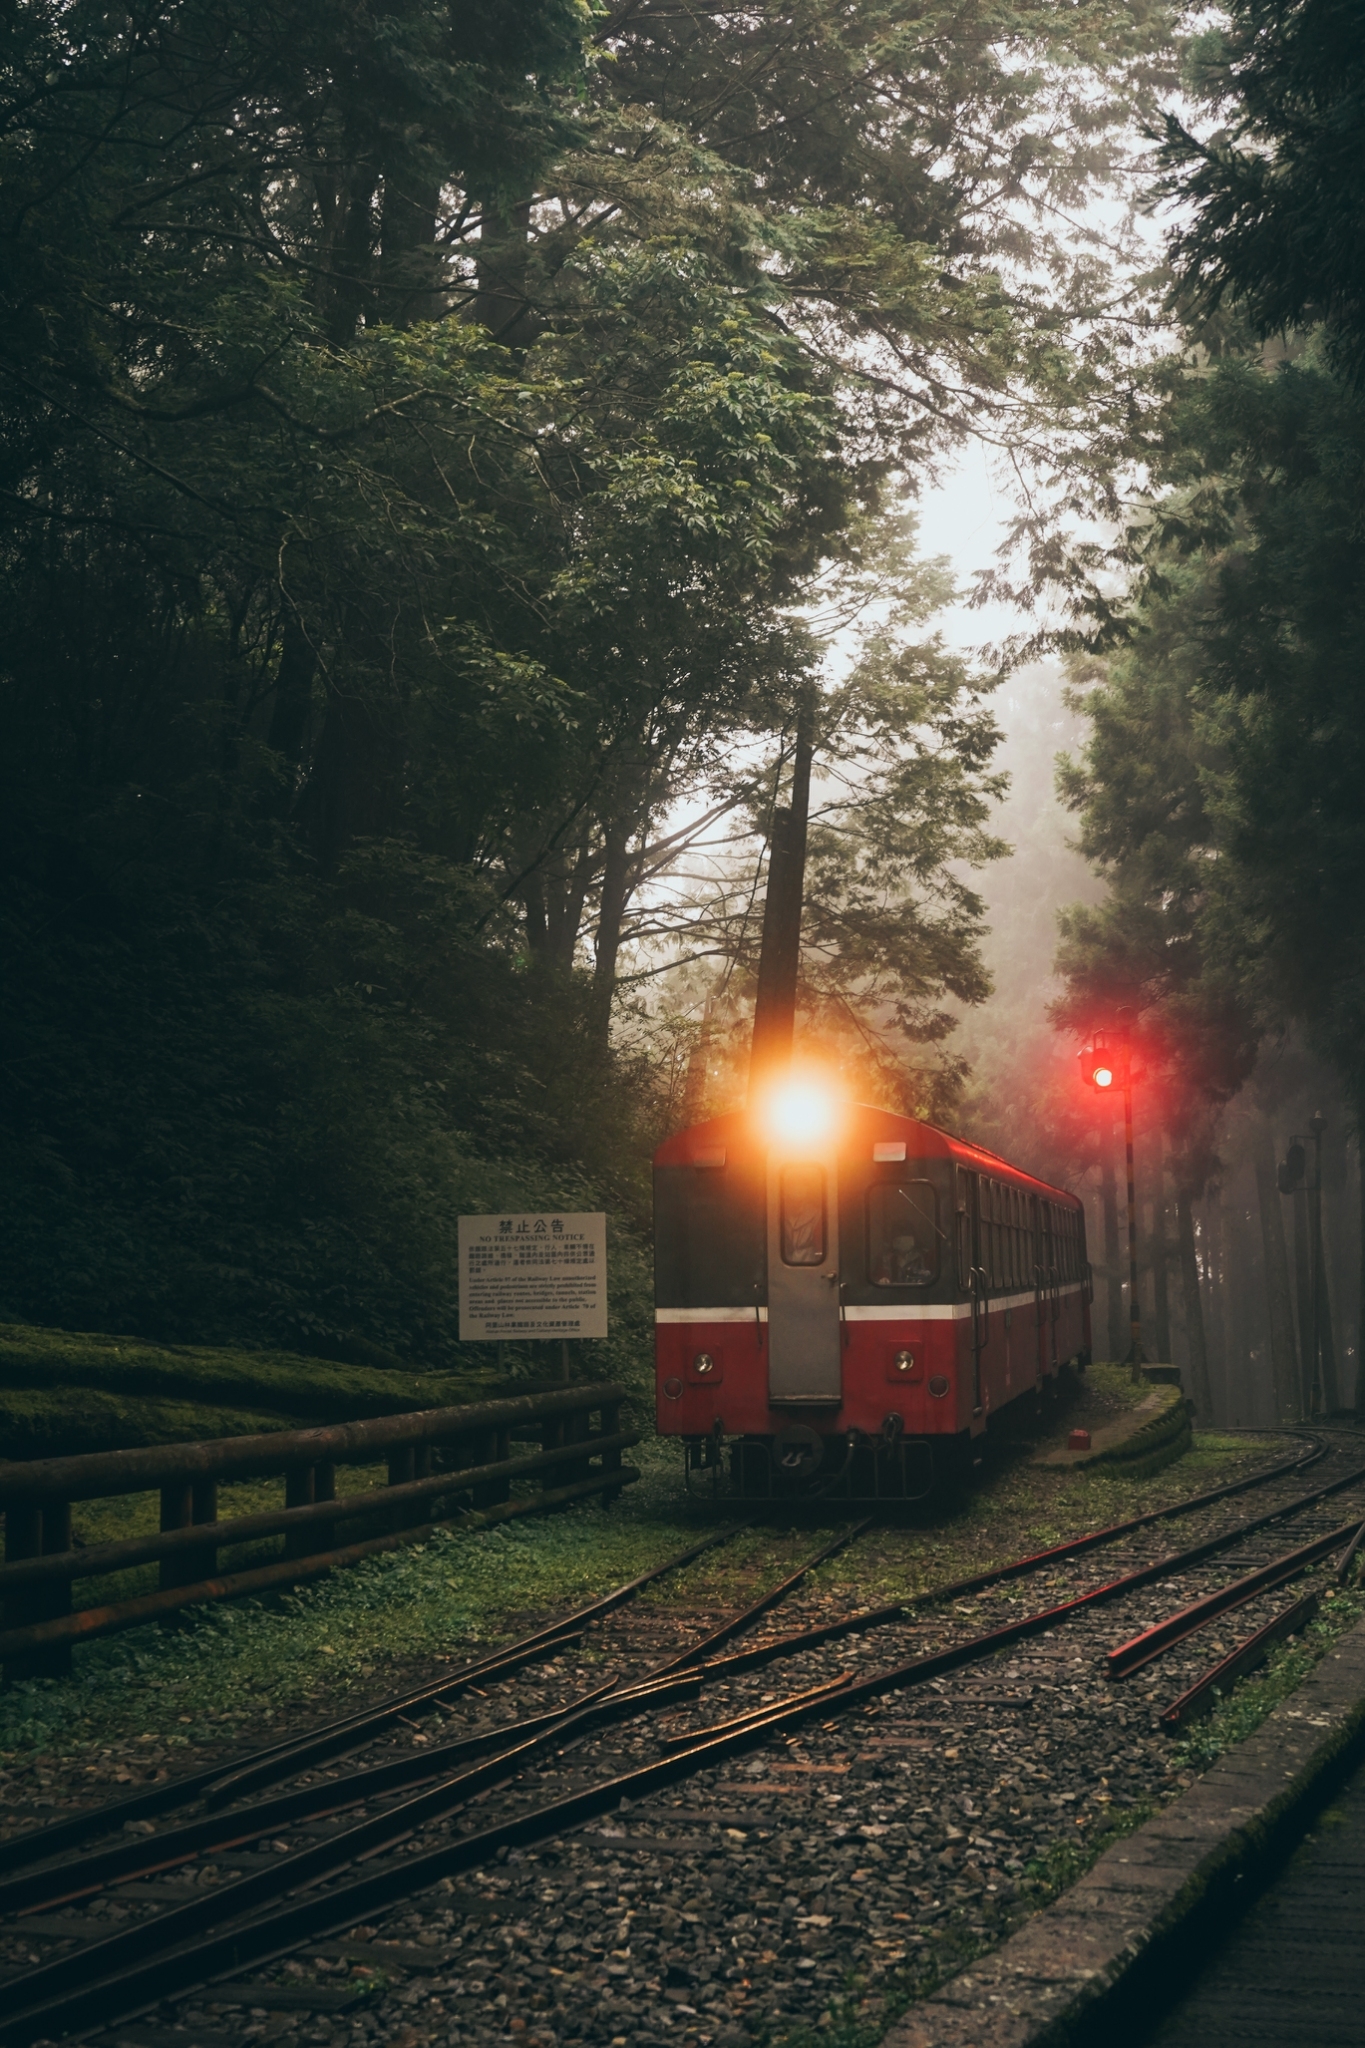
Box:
766 1078 835 1147
693 1352 717 1376
892 1349 915 1377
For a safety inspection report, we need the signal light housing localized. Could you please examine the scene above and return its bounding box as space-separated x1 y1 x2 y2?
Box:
1079 1032 1119 1091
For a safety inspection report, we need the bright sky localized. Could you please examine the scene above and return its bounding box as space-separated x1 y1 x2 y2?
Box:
913 439 1024 655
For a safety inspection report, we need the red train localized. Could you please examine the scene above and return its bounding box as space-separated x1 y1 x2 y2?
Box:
653 1083 1091 1498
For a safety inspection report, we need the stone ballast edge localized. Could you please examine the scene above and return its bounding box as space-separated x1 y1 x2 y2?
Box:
880 1606 1365 2048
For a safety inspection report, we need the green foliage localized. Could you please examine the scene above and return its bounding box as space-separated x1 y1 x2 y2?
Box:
1159 1 1365 387
1057 353 1365 1133
0 0 1184 1357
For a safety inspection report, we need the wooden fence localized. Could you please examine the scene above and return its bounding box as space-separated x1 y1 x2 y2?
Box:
0 1381 638 1682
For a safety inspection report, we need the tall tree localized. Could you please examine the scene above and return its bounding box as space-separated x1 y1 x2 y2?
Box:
1159 0 1365 387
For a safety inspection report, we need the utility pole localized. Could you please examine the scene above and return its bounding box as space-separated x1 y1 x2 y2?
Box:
748 709 813 1094
1079 1019 1145 1380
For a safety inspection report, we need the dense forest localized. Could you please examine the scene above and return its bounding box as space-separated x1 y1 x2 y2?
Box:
2 0 1362 1418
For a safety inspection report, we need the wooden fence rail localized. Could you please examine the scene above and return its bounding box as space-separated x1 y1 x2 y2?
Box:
0 1381 638 1683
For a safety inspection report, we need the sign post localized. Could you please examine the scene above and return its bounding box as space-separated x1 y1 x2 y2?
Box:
458 1213 608 1359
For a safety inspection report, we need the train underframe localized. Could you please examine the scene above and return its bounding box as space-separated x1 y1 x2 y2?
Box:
678 1361 1087 1504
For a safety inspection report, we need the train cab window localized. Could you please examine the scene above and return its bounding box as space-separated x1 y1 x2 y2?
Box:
780 1164 827 1266
654 1159 766 1307
867 1181 939 1287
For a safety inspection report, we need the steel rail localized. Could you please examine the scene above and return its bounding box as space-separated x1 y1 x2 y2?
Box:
1158 1591 1323 1733
6 1513 1332 2048
0 1519 751 1877
5 1462 1360 2047
8 1661 714 1920
3 1523 861 1913
2 1678 608 1917
1105 1517 1359 1679
657 1672 854 1749
0 1440 1325 1879
649 1517 875 1675
920 1437 1329 1606
1336 1514 1365 1583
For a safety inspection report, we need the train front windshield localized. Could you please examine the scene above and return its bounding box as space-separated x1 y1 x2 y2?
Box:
866 1180 938 1287
654 1161 766 1307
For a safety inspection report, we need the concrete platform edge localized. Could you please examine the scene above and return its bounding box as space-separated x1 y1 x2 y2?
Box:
879 1608 1365 2048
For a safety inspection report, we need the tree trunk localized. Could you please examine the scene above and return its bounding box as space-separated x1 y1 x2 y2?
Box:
305 678 397 871
1357 1124 1365 1413
1254 1124 1302 1422
1100 1118 1123 1359
325 162 379 347
380 167 442 328
590 826 632 1043
1317 1215 1340 1410
266 617 316 769
1203 1184 1227 1425
1292 1185 1314 1416
1176 1184 1214 1420
473 191 536 347
1224 1171 1258 1426
681 997 715 1127
749 714 813 1091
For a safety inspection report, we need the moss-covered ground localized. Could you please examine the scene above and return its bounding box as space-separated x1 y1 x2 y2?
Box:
0 1320 523 1459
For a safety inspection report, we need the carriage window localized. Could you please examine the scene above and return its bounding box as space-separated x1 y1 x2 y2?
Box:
780 1164 827 1266
867 1181 939 1287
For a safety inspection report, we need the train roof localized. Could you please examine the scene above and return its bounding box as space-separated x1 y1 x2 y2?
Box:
654 1103 1083 1210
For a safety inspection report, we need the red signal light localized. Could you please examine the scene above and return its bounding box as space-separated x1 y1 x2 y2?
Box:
1079 1032 1119 1091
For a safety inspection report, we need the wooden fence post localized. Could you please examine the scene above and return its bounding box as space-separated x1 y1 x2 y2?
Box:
5 1500 73 1679
284 1464 315 1560
599 1399 623 1505
471 1427 511 1509
159 1481 218 1590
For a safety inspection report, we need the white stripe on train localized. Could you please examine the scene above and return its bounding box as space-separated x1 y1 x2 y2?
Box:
654 1284 1087 1326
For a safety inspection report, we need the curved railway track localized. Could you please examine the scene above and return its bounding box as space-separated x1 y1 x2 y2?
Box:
3 1429 1363 2048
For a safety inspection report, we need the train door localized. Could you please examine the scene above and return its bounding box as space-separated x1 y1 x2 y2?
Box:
766 1145 842 1403
956 1168 985 1417
1030 1192 1047 1378
1041 1200 1061 1368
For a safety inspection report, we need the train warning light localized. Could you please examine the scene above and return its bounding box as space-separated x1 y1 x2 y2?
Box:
1092 1063 1114 1090
766 1077 835 1147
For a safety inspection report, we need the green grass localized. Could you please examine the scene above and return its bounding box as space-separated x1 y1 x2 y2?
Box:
1171 1583 1365 1771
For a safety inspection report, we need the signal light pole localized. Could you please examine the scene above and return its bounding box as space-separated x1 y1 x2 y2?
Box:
1080 1024 1145 1381
1278 1111 1327 1416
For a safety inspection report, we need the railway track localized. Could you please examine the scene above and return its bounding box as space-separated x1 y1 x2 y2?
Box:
3 1429 1363 2048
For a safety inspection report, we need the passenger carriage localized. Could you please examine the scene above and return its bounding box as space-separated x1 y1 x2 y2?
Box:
653 1085 1091 1498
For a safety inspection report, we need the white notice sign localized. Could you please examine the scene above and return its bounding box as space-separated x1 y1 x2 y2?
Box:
458 1212 608 1342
